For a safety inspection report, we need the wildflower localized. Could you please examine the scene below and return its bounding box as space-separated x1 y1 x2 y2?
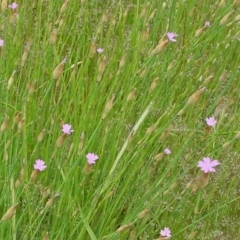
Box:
205 21 210 27
160 227 171 238
8 2 18 9
164 148 171 155
62 124 74 135
197 157 220 173
206 117 217 127
0 39 4 46
97 48 104 53
34 159 47 171
86 153 99 165
166 32 178 42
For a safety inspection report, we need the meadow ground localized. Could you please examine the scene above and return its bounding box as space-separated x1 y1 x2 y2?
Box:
0 0 240 239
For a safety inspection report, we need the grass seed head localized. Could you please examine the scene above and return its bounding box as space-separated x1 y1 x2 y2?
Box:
60 0 69 13
117 223 133 232
149 77 158 93
49 29 58 45
127 88 137 102
1 116 10 132
1 0 7 11
56 133 67 147
1 203 19 221
7 70 16 90
52 58 67 80
150 40 169 56
37 129 46 142
218 0 226 7
137 209 149 219
18 118 25 133
219 12 232 25
187 87 206 106
43 232 49 240
89 41 96 58
233 0 240 7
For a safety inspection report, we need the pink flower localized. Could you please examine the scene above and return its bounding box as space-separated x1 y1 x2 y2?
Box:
86 153 99 165
206 117 217 127
198 157 220 173
8 2 18 9
0 39 4 47
34 159 47 171
160 227 171 238
62 124 74 135
97 48 104 53
164 148 171 155
167 32 178 42
205 21 210 27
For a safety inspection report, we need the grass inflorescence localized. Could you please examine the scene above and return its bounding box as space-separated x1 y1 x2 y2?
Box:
0 0 240 239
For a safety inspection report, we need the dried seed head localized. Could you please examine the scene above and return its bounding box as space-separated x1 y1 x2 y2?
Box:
18 118 25 133
117 223 133 232
7 70 16 90
49 29 58 44
60 0 69 13
218 0 226 7
137 209 149 219
189 7 196 17
219 12 232 25
127 89 137 102
149 77 158 93
97 56 107 82
192 172 210 192
41 187 51 202
1 117 10 132
101 9 109 22
52 58 67 80
37 129 46 142
30 169 40 183
167 60 176 71
233 0 240 7
21 44 30 67
195 26 206 37
1 0 7 11
187 87 206 106
15 176 22 188
1 203 19 221
142 26 150 42
89 41 96 58
148 9 157 21
84 163 92 174
203 75 214 85
56 133 67 147
43 232 49 240
119 53 127 69
140 5 147 18
187 231 198 240
45 194 60 208
154 152 164 161
222 141 231 149
150 40 169 56
146 123 156 135
102 94 115 119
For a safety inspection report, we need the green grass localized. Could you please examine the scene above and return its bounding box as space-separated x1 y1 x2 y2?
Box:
1 0 240 239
